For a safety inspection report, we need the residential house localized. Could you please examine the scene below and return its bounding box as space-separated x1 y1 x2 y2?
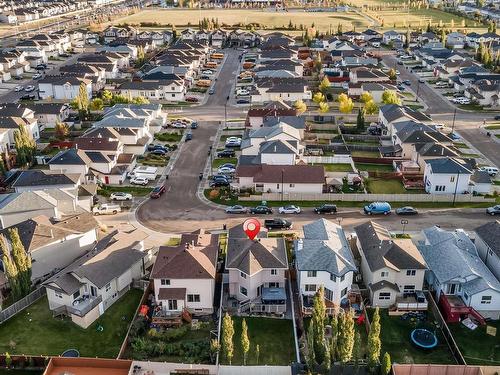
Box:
251 77 311 103
424 157 474 195
465 79 499 107
0 213 97 283
354 221 427 308
349 67 389 84
378 104 433 136
382 30 403 46
151 229 218 316
245 101 297 128
418 226 500 321
295 219 356 313
226 224 288 314
446 32 466 49
0 191 59 229
119 79 186 102
11 170 81 193
38 76 92 100
43 229 154 328
475 221 500 281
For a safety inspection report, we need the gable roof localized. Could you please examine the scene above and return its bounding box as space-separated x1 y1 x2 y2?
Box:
419 226 500 295
236 164 325 184
475 221 500 258
425 157 473 174
151 229 218 280
48 148 91 166
296 219 356 276
11 170 80 188
354 221 426 272
0 191 57 214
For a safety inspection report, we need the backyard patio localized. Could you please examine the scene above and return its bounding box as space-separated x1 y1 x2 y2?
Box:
0 289 142 358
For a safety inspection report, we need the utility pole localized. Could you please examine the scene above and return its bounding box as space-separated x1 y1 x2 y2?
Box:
281 169 284 201
452 169 460 206
451 107 457 133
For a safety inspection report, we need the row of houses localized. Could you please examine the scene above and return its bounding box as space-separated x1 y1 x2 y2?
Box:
0 0 87 24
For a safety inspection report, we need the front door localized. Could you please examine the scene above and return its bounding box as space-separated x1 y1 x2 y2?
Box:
90 286 97 297
168 299 178 311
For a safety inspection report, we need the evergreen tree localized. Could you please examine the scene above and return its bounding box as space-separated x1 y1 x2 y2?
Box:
404 27 411 49
368 307 382 370
330 315 338 362
0 236 21 300
241 318 250 365
337 23 343 36
476 42 484 62
356 108 365 132
337 309 355 363
381 352 392 375
222 313 234 364
311 286 327 364
9 228 31 296
306 319 316 369
352 331 361 368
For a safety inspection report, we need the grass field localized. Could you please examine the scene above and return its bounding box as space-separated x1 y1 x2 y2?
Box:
324 163 354 172
221 317 296 365
449 321 500 365
367 8 474 29
0 289 142 358
111 8 372 32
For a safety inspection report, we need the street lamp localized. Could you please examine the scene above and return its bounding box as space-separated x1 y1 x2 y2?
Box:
451 107 457 134
281 169 284 202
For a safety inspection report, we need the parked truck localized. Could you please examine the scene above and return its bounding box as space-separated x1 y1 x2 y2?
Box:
264 218 293 230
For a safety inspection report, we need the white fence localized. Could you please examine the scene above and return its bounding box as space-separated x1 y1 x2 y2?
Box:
303 155 354 165
240 192 495 203
0 288 46 324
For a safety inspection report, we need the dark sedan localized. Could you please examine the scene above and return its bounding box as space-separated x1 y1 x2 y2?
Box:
249 206 273 215
150 185 166 199
395 206 418 215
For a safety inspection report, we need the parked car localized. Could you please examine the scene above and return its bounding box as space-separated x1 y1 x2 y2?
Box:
110 192 132 201
92 204 121 215
217 149 235 157
148 144 169 152
218 166 235 174
264 218 292 230
24 85 35 92
249 205 273 215
236 99 250 104
185 132 193 141
208 88 215 95
486 205 500 216
225 137 242 147
202 70 213 75
479 166 499 176
494 115 500 121
190 122 198 129
32 73 43 80
314 204 337 214
20 94 36 100
151 149 167 156
130 176 149 186
150 185 166 199
403 80 411 85
418 78 425 83
171 122 187 128
185 97 199 103
395 206 418 215
364 201 391 215
14 86 23 92
225 205 248 214
278 205 301 214
397 84 405 91
209 179 230 187
236 89 250 96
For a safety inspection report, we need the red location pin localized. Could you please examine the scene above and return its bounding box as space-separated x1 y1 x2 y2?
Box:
243 218 260 240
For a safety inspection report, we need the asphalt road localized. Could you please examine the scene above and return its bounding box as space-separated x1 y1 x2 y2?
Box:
382 54 500 168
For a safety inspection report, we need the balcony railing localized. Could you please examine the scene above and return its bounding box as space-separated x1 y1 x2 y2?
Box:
67 295 103 317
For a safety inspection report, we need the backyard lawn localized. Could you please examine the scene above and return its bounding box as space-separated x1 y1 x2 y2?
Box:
221 317 296 365
98 185 153 197
323 163 353 172
373 309 456 364
365 179 408 194
448 321 500 365
0 289 142 358
355 163 394 172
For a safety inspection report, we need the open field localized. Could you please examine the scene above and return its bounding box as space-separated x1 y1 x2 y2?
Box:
0 289 142 358
111 8 372 32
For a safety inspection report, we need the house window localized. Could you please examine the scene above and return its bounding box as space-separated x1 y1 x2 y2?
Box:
161 279 170 286
73 290 80 299
435 185 446 192
340 275 345 282
341 287 348 297
269 282 280 288
307 270 317 277
271 269 277 275
450 176 455 183
406 270 416 276
240 272 247 279
463 292 469 300
325 288 334 301
379 292 391 300
289 183 295 188
481 296 492 304
55 292 63 298
105 283 111 292
240 286 248 296
330 274 337 282
381 271 389 277
305 284 317 292
187 294 200 302
276 184 280 189
403 285 415 293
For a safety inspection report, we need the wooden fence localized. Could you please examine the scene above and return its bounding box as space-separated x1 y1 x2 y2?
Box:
239 192 495 203
0 287 46 324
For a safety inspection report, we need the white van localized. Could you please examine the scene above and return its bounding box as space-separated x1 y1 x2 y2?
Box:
480 166 499 176
128 166 157 181
92 204 121 215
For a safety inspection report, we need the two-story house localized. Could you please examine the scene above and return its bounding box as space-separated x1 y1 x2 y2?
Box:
475 221 500 282
354 221 427 308
151 229 218 317
295 219 356 314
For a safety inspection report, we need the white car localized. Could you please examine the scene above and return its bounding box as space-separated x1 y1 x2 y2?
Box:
171 122 187 128
24 85 35 92
92 204 121 215
479 166 499 176
225 136 242 147
14 86 23 92
110 192 133 201
202 70 213 75
218 166 236 174
278 205 301 214
33 73 42 80
236 89 250 96
130 176 149 186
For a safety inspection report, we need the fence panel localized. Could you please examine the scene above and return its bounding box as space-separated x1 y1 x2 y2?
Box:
0 288 46 324
303 155 354 165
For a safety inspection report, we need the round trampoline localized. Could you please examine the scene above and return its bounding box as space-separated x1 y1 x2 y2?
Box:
410 328 438 350
61 349 80 357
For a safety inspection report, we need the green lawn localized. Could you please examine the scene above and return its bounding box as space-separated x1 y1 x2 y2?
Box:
0 289 142 358
221 317 296 366
485 124 500 130
98 185 153 197
365 179 409 194
323 163 354 172
355 163 394 172
351 150 381 157
212 157 237 169
155 132 183 142
373 309 455 364
453 142 469 149
448 321 500 365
